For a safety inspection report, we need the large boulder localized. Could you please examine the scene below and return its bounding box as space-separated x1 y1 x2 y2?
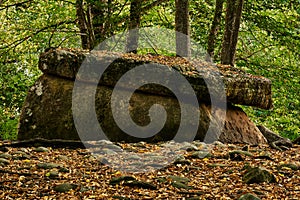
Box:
18 48 271 144
38 49 272 109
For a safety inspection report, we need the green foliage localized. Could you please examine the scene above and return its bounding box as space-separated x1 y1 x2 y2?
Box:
239 56 300 140
0 0 299 140
142 0 175 29
189 0 299 139
0 50 41 139
0 0 81 139
237 0 300 140
190 0 216 49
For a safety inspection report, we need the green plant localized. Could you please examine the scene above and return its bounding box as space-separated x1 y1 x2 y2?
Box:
0 0 80 140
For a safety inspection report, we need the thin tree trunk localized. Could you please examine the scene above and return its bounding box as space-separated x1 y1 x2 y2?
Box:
76 0 95 49
175 0 191 57
126 0 142 53
76 0 89 49
229 0 244 64
103 0 113 39
221 0 235 65
91 0 108 46
221 0 244 66
207 0 224 62
78 0 168 49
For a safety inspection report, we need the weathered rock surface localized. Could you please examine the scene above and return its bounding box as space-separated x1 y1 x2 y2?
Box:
0 158 10 165
18 74 266 144
257 125 293 150
34 146 49 152
53 183 78 193
38 48 273 109
242 167 276 184
238 193 261 200
18 48 271 144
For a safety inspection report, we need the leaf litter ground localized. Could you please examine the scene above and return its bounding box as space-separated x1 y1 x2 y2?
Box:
0 141 299 200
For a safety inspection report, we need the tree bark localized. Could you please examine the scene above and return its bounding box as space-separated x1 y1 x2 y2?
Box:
76 0 89 49
126 0 142 53
207 0 224 62
229 0 244 64
221 0 244 66
91 0 111 46
76 0 95 49
76 0 169 49
175 0 191 57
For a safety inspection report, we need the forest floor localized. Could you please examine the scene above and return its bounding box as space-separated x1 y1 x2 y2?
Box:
0 141 299 200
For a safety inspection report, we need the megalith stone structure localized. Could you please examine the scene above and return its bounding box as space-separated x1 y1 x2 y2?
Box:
18 48 273 144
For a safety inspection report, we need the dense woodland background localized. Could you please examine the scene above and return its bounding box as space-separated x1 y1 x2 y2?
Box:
0 0 299 140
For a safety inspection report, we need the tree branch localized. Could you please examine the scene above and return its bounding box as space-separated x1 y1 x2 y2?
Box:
0 137 113 148
0 0 33 11
57 0 76 5
141 0 168 14
0 20 76 55
236 44 274 61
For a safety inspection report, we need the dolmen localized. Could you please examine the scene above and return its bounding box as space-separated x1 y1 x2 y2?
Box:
18 48 273 144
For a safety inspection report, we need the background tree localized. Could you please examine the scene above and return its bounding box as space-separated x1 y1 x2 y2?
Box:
126 0 142 53
175 0 190 57
206 0 224 62
76 0 117 49
76 0 169 49
221 0 244 66
91 0 115 46
76 0 95 49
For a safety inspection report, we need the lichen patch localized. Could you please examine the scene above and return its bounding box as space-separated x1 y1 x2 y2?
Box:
35 82 43 96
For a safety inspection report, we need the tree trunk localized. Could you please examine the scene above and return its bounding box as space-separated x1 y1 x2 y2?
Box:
221 0 244 66
76 0 95 49
126 0 142 53
207 0 225 62
91 0 110 46
229 0 244 64
76 0 89 49
175 0 191 57
76 0 168 49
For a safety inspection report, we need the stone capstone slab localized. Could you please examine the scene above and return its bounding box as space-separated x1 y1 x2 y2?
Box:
38 48 273 109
